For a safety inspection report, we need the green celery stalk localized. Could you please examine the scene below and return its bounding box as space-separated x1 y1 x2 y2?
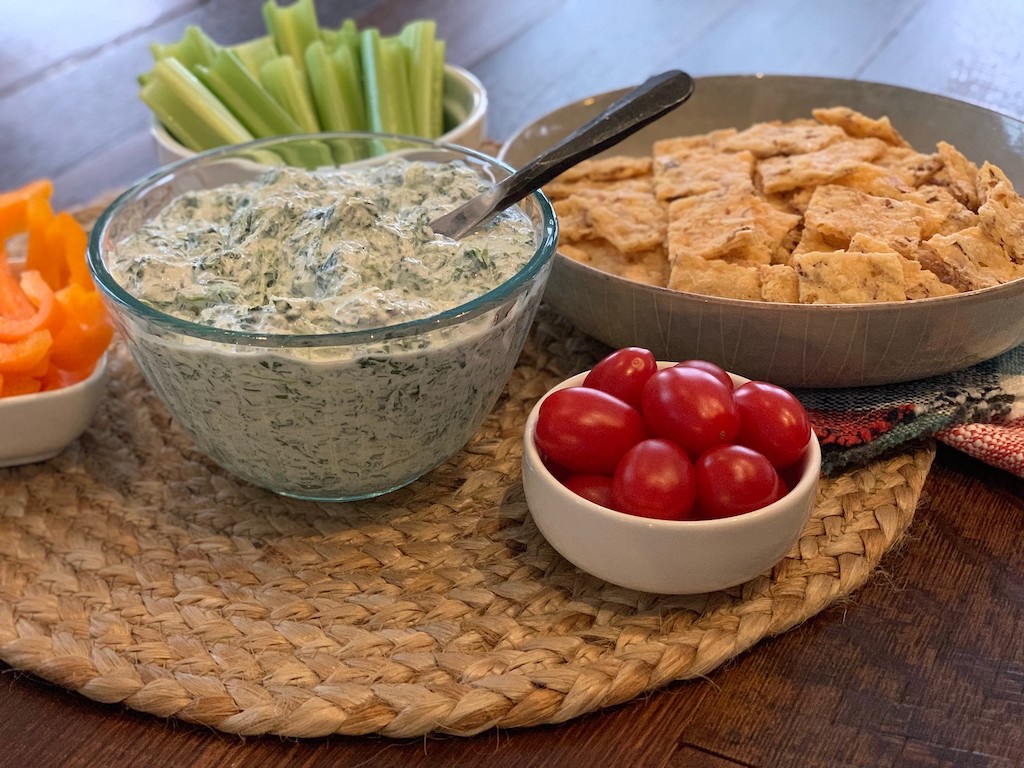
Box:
262 0 319 68
195 50 304 137
230 35 279 80
141 57 253 151
150 25 220 70
361 28 415 136
399 20 438 138
432 39 446 135
260 55 321 132
333 43 367 130
304 39 360 131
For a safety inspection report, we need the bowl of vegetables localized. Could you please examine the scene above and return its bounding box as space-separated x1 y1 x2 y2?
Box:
88 132 556 502
143 7 488 164
0 179 114 466
521 347 821 594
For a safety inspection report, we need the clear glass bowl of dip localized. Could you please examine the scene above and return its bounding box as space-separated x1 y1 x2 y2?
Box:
88 133 557 501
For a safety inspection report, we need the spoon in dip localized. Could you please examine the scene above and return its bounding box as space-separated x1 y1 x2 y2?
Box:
429 69 695 240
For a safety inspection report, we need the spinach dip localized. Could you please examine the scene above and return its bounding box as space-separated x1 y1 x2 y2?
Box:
106 156 547 500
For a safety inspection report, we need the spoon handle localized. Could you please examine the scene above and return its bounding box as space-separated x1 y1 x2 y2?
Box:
431 69 695 239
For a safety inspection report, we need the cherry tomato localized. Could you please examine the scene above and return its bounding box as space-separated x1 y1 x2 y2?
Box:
733 381 811 468
563 474 615 509
535 386 647 474
641 366 741 458
695 444 786 519
583 347 658 408
611 438 696 520
675 359 733 390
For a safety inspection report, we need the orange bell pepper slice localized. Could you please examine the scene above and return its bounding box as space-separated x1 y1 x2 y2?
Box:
0 328 52 374
0 270 55 342
0 179 53 242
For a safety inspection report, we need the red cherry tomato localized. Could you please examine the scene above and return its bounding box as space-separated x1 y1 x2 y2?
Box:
695 444 786 519
583 347 658 408
641 366 741 458
611 438 696 520
563 474 615 509
535 386 647 474
675 359 733 390
733 381 811 468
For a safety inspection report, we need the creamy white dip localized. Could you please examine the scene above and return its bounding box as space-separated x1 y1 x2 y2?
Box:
107 157 547 500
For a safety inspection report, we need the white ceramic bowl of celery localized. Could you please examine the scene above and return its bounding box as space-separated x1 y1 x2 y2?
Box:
152 63 488 164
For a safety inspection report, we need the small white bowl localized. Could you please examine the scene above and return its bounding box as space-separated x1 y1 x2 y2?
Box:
0 354 108 467
152 63 489 165
521 365 821 594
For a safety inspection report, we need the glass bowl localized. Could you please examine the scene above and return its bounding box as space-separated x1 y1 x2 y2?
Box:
88 133 556 501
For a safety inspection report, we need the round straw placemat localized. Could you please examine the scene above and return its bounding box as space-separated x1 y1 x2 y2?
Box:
0 313 932 738
0 194 933 738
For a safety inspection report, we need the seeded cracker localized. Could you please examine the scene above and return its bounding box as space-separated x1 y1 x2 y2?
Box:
792 251 907 303
935 141 981 209
759 263 800 302
802 184 934 254
560 241 669 287
653 146 755 200
718 119 847 158
758 137 888 194
667 189 780 265
668 253 762 299
917 226 1022 290
553 189 666 253
848 233 957 299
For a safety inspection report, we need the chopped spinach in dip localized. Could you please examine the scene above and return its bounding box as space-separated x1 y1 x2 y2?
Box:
110 158 536 334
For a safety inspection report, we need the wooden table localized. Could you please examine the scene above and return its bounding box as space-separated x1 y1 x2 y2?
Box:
3 1 1023 766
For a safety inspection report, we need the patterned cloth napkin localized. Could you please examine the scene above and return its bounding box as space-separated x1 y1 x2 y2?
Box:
794 344 1024 476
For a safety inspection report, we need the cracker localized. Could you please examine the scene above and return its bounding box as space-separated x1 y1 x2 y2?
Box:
935 141 981 209
802 184 938 254
718 119 847 158
666 189 788 266
915 226 1016 291
830 163 913 198
653 146 755 201
553 189 666 253
544 175 654 202
560 241 670 287
757 137 888 194
792 250 907 303
553 155 653 183
668 253 762 299
758 263 800 302
898 256 960 299
652 128 739 155
874 146 943 186
977 162 1024 262
812 106 909 146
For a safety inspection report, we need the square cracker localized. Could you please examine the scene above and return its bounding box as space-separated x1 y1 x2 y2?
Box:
667 188 797 265
802 184 945 254
553 189 666 253
668 253 762 299
935 141 981 210
553 155 653 183
544 174 653 202
718 119 847 158
757 137 888 194
847 233 958 298
653 146 755 201
792 250 907 303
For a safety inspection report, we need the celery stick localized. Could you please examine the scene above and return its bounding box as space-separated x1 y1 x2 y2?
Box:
305 39 358 132
262 0 319 68
361 28 415 136
151 25 220 70
230 35 278 80
260 55 321 132
432 39 446 135
400 20 437 138
333 43 367 130
195 50 303 137
142 58 253 151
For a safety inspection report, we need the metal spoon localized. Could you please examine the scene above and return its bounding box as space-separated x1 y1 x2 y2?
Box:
429 69 696 240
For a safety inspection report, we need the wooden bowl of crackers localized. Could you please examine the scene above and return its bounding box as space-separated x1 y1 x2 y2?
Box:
500 75 1024 388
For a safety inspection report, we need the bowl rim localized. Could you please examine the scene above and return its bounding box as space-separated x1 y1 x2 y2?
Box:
523 364 822 530
88 132 557 348
499 72 1024 311
0 351 108 407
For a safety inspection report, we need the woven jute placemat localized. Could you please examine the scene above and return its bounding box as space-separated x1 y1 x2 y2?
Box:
0 313 933 738
0 191 933 738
